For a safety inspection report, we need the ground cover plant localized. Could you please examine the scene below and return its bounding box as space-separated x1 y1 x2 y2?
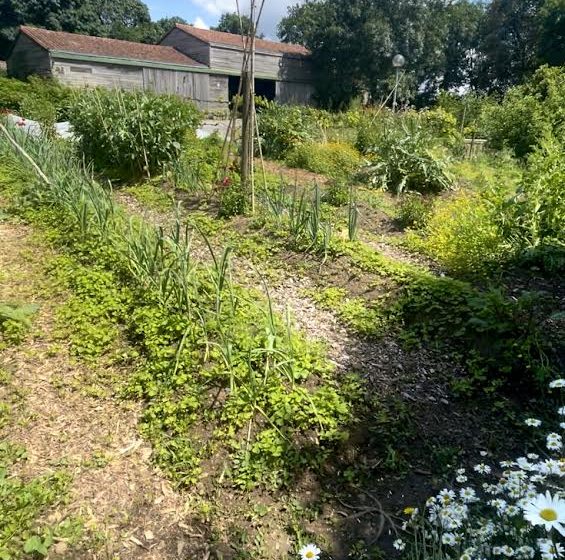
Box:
0 122 352 494
2 69 565 558
0 442 74 559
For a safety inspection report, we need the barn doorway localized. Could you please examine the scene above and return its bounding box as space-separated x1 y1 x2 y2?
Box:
255 78 276 101
228 75 277 105
228 75 241 102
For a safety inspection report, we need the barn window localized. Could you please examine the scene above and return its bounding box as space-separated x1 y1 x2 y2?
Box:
70 66 93 73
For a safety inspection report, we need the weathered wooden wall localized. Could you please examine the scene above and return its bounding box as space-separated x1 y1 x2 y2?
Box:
276 81 315 106
208 74 229 110
53 59 143 89
7 34 51 79
52 57 229 111
161 28 211 66
143 67 206 98
209 46 312 83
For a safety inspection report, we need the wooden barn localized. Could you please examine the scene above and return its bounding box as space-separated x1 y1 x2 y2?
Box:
160 24 314 105
7 25 314 110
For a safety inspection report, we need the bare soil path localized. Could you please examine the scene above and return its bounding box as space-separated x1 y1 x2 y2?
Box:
0 221 192 560
112 191 521 553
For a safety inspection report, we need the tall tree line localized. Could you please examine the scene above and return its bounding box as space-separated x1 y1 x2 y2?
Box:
278 0 565 108
0 0 187 59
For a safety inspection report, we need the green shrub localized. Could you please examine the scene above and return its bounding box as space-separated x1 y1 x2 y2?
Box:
0 76 71 122
361 122 452 194
417 191 505 276
169 133 223 191
484 65 565 158
396 193 433 229
392 276 557 393
218 177 247 217
323 178 350 206
435 91 495 138
68 88 201 180
419 106 462 148
257 101 322 160
502 139 565 249
285 141 362 178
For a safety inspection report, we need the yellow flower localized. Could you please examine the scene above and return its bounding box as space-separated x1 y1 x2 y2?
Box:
404 507 416 515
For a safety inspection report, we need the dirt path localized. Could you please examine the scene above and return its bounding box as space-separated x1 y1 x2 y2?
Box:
114 191 510 474
0 222 194 560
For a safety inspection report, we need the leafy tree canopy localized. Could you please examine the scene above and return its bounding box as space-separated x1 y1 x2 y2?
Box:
212 12 264 38
279 0 564 109
278 0 485 109
0 0 185 57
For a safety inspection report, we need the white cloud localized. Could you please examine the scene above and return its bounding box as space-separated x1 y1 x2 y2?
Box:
190 0 304 38
193 16 210 29
192 0 238 18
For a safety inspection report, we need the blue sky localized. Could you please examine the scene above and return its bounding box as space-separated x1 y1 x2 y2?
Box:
145 0 300 38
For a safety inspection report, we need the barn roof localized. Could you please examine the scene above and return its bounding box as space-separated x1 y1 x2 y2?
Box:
20 26 204 67
173 24 310 57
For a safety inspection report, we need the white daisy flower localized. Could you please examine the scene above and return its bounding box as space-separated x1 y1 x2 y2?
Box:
527 453 540 460
538 538 564 560
506 505 520 517
547 433 563 451
474 463 491 474
515 545 535 559
525 418 542 427
442 532 456 546
393 539 406 551
298 544 321 560
480 451 488 457
456 474 468 483
502 545 515 557
524 491 565 536
460 487 478 503
460 555 472 560
549 379 565 389
439 489 456 505
560 422 565 430
558 406 565 416
537 459 562 475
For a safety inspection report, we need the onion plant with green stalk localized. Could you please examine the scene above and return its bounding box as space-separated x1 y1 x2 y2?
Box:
0 119 353 490
348 186 360 242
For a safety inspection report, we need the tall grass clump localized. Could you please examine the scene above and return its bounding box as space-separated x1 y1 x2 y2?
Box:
0 120 351 490
68 88 201 180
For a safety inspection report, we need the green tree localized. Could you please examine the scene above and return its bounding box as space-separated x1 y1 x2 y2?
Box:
278 0 483 109
213 12 263 37
537 0 565 66
474 0 543 92
0 0 152 58
114 17 188 44
440 1 485 91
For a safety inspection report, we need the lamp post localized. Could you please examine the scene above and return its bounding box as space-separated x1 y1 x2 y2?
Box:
392 54 405 112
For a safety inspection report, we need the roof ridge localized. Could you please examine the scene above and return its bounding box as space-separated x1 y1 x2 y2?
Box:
173 23 309 56
21 26 179 51
19 26 205 67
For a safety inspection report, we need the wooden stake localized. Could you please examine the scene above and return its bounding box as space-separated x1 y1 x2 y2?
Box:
0 123 51 185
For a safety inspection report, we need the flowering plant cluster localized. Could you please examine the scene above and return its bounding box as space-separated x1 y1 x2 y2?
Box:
396 379 565 560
